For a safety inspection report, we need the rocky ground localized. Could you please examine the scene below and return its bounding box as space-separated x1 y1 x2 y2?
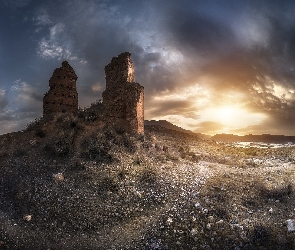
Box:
1 114 295 249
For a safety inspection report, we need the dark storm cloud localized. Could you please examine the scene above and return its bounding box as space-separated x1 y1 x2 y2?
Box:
156 0 295 133
2 0 295 134
3 0 32 8
164 4 236 56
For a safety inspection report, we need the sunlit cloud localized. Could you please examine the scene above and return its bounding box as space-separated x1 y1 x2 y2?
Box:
2 1 295 135
38 37 87 63
198 106 268 135
37 22 87 63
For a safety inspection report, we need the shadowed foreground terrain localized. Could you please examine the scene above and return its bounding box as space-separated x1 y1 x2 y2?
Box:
1 113 295 249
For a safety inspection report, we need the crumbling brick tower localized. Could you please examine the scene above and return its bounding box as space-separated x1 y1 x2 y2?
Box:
102 52 144 134
43 61 78 118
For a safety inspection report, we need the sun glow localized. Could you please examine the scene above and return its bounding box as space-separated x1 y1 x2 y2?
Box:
217 106 241 124
202 106 252 126
147 84 268 135
199 105 267 135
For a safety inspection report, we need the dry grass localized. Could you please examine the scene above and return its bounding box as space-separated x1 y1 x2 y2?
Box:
1 115 295 249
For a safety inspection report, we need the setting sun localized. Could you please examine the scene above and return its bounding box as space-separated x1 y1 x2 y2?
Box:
218 106 240 124
197 105 268 135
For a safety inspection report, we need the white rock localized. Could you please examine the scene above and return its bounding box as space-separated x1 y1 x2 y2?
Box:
53 173 64 182
202 208 208 214
216 219 224 225
195 202 201 208
167 217 173 225
191 228 198 236
208 216 214 222
23 214 32 221
286 219 295 233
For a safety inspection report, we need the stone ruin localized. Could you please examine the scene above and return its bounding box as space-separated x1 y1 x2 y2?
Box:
43 61 78 118
102 52 144 134
42 52 144 134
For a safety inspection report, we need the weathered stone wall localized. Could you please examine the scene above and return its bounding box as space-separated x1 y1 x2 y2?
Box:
105 52 135 89
41 54 143 134
102 52 144 134
43 61 78 118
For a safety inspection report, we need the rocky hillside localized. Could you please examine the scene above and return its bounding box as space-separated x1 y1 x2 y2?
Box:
1 113 295 249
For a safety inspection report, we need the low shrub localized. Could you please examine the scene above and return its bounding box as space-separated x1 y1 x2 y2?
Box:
35 129 46 138
80 133 114 163
44 138 70 157
97 176 119 193
13 148 26 157
139 167 157 186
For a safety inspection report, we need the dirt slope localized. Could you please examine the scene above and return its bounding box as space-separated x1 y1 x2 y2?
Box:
1 114 295 249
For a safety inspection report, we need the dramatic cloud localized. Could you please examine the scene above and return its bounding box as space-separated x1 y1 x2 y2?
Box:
1 0 295 135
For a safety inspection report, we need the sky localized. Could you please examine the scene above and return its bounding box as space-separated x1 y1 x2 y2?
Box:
1 0 295 136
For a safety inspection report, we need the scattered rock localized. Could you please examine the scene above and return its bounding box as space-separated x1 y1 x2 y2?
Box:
166 217 173 225
286 219 295 232
230 218 238 224
208 216 214 223
53 173 64 182
216 219 224 225
23 214 32 221
195 202 201 208
191 228 198 236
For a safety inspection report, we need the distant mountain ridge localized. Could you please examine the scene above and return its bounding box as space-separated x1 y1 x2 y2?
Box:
212 133 295 144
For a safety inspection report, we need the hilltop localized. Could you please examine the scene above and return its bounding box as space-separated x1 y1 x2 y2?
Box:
1 112 295 249
1 52 295 249
144 120 210 139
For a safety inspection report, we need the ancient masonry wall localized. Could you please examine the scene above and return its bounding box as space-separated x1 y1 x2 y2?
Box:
102 52 144 134
43 61 78 118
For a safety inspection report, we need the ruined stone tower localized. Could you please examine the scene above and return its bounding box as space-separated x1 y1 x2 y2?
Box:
43 61 78 118
102 52 144 134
